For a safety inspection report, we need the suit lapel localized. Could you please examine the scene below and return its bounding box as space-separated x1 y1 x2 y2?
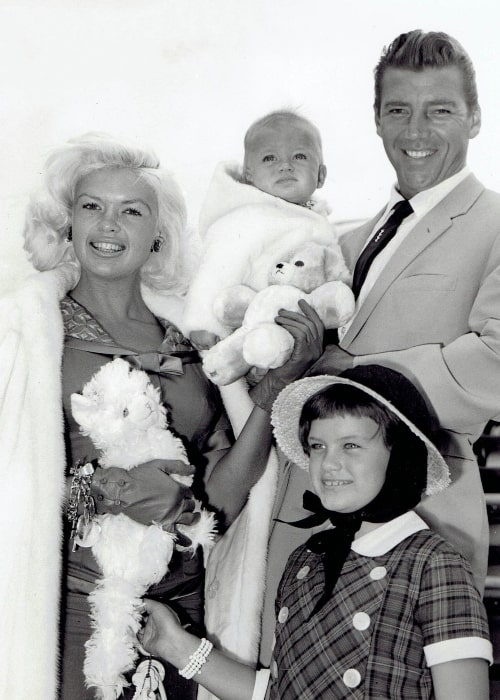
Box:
342 174 485 346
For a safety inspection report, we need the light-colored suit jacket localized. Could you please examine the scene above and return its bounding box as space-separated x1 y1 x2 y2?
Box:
258 174 500 665
339 173 500 589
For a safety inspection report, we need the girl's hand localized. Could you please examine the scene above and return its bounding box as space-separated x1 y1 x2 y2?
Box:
140 599 186 663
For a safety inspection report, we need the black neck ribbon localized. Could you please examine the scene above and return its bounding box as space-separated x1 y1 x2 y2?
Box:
280 474 420 617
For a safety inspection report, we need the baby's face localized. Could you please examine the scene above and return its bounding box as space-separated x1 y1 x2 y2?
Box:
244 122 326 204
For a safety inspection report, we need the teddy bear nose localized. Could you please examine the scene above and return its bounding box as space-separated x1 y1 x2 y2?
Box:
276 263 284 269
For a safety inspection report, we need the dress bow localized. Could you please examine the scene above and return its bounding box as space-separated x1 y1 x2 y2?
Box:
120 352 184 377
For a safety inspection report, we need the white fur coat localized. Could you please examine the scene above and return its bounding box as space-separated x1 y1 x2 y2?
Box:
183 161 337 338
0 264 77 700
0 266 186 699
0 264 276 700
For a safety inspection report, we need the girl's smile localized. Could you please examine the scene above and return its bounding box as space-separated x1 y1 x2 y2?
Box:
307 414 391 513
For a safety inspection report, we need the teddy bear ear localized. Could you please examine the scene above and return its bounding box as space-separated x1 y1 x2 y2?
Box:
71 393 95 430
323 245 352 284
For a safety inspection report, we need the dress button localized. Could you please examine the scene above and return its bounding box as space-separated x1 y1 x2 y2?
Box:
343 668 361 688
277 607 289 623
296 566 310 580
352 612 370 630
100 477 107 485
97 495 103 501
370 566 387 580
118 479 126 487
114 499 121 505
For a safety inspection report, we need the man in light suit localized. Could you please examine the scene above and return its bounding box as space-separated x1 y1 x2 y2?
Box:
258 29 500 664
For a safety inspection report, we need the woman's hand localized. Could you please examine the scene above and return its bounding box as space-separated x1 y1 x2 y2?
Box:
273 299 324 381
91 461 195 529
249 300 324 412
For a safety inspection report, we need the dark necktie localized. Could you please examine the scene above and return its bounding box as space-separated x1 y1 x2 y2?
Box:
352 199 413 299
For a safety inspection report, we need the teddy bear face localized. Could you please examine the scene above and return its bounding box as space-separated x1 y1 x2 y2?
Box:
269 241 350 292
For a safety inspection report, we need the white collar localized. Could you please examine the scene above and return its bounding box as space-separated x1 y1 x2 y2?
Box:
386 166 470 220
351 511 429 557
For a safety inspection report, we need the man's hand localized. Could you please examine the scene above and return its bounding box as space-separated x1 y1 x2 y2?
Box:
307 344 354 376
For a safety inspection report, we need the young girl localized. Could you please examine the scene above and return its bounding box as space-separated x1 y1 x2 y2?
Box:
140 365 492 699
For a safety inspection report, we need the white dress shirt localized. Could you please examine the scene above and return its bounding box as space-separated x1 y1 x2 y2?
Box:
339 167 471 341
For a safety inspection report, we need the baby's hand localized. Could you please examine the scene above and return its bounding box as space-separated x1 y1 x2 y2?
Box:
190 330 220 351
245 366 268 387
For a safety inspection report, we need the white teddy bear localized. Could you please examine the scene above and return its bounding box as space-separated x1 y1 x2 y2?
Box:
70 358 217 700
202 242 355 385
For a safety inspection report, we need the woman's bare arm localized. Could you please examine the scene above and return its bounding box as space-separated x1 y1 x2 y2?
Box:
205 300 323 527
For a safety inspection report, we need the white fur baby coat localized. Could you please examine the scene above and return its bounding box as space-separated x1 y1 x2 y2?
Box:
183 161 336 338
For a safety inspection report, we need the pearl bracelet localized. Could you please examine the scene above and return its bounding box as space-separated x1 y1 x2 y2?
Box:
178 638 213 679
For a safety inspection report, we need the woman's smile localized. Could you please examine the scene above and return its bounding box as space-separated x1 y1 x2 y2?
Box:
71 168 159 280
89 240 126 255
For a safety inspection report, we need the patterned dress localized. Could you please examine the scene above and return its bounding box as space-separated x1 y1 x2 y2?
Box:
59 295 232 700
258 511 492 700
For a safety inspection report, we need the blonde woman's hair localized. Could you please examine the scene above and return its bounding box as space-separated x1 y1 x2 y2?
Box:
23 132 189 293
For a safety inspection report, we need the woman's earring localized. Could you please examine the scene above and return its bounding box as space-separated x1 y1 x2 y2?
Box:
151 237 164 253
66 226 73 243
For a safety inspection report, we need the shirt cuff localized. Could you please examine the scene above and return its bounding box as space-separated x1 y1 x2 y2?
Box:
251 669 271 700
424 636 493 666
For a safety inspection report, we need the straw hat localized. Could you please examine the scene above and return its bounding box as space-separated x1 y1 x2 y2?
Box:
271 365 450 496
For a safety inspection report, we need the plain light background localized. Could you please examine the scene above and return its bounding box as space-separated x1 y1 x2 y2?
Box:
2 0 500 292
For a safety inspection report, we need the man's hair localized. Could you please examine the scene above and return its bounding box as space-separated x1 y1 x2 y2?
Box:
243 109 323 158
374 30 478 115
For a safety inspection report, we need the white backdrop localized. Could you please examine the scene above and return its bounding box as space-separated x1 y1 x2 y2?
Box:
2 0 500 292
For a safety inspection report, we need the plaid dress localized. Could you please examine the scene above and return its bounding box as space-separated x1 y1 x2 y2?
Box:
268 511 491 699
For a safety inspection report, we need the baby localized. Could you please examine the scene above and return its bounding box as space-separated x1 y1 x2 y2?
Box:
183 110 345 353
242 109 327 208
140 365 492 700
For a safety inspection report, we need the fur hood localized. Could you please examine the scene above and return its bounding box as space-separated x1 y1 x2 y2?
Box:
198 161 331 237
